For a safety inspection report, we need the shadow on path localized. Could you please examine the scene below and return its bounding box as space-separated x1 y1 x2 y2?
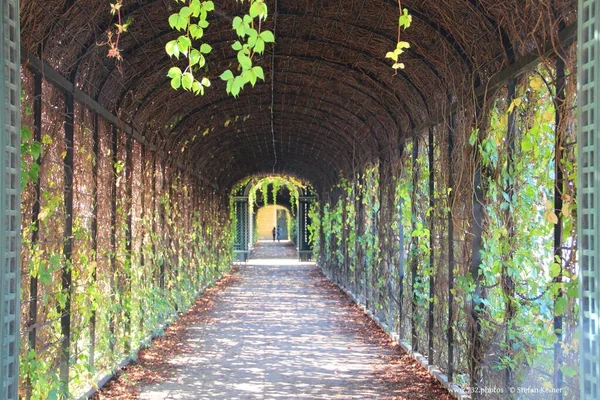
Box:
132 242 450 399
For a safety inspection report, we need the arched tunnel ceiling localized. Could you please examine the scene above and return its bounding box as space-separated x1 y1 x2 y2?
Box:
21 0 576 193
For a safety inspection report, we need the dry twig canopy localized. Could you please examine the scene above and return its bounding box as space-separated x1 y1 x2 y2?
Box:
20 0 576 193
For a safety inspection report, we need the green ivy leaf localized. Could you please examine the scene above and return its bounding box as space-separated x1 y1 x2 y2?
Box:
167 67 182 79
168 13 180 29
189 49 201 66
260 30 275 43
220 70 234 81
549 262 562 278
203 1 215 12
165 40 179 58
189 24 204 39
231 75 247 97
253 37 265 54
237 51 252 70
179 6 192 19
555 296 567 316
233 16 245 36
249 1 262 18
399 8 412 29
21 126 32 141
385 51 398 62
177 35 192 55
200 43 212 54
170 75 182 90
522 136 533 152
190 0 201 16
192 80 203 95
30 141 43 160
232 41 243 51
253 66 265 81
243 69 257 87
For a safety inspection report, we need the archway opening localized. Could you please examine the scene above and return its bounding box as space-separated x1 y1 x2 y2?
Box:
256 205 293 242
231 175 315 261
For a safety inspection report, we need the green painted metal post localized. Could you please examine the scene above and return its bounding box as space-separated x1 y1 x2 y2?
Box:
0 1 21 398
298 188 314 261
579 1 600 398
233 196 249 261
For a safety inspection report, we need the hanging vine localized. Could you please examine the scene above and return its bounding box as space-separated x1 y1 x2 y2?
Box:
99 0 132 69
219 0 275 97
165 0 215 94
386 2 412 71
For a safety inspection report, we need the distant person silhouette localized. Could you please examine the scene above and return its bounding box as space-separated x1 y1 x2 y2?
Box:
277 226 281 242
272 226 276 242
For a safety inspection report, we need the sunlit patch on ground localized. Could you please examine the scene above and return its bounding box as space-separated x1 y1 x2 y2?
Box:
95 242 450 399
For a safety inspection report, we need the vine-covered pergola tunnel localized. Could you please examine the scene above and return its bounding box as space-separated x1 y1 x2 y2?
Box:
1 0 599 399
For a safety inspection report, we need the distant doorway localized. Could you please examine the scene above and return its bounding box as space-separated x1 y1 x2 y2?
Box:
257 205 290 241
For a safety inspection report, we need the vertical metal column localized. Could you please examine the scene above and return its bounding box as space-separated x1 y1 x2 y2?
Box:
248 200 254 251
0 1 21 398
89 113 99 370
410 136 419 353
298 189 314 261
579 1 600 398
427 128 434 364
27 71 42 395
447 111 456 382
233 196 249 261
60 90 74 394
124 134 133 354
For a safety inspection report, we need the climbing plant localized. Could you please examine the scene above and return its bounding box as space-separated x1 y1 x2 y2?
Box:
108 1 411 94
164 0 275 97
246 175 301 212
313 65 579 398
386 2 412 71
18 81 235 399
101 0 132 65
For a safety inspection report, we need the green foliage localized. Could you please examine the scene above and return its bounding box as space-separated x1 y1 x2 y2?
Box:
21 139 234 398
247 175 301 213
470 68 579 390
386 5 411 70
163 0 273 97
220 1 273 97
165 0 215 94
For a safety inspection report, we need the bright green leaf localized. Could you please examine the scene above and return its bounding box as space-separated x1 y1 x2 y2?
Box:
168 14 179 29
220 70 234 81
171 75 181 90
203 1 215 11
254 38 265 54
167 67 182 79
165 40 179 57
200 43 212 54
182 73 194 90
189 49 201 66
237 52 252 70
253 66 265 81
260 30 275 43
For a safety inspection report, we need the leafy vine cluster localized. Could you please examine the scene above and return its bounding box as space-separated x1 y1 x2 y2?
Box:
105 1 410 97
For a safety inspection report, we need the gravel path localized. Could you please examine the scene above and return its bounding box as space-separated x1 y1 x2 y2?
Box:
130 241 450 400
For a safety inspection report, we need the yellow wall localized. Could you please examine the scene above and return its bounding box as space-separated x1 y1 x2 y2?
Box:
256 205 287 240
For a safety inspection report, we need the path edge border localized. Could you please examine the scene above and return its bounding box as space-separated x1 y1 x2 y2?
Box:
320 267 470 400
78 272 229 400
